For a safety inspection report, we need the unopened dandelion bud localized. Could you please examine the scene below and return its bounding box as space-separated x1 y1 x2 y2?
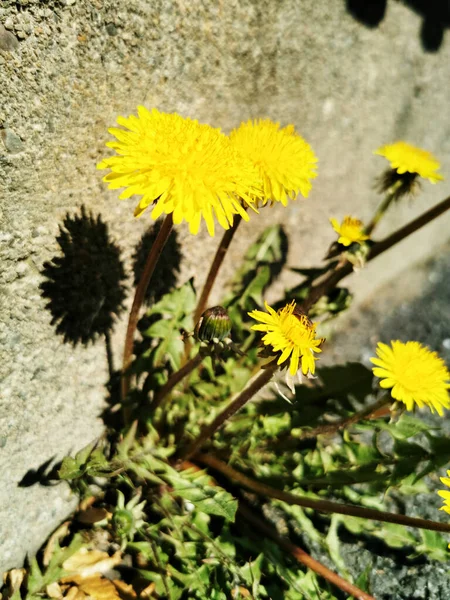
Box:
195 306 232 343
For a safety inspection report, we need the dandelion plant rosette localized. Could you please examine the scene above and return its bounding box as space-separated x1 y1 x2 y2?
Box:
371 340 450 415
98 107 262 236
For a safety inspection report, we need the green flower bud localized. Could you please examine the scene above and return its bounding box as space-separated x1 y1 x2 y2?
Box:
195 306 232 343
112 509 134 537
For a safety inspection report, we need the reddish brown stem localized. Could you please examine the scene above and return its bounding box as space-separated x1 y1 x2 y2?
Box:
193 214 243 325
122 214 174 407
238 503 375 600
177 362 278 462
197 453 450 534
302 195 450 312
297 395 391 440
151 352 204 412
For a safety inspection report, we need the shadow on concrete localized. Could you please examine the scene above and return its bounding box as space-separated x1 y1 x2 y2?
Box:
132 220 183 306
18 457 61 487
40 206 127 349
346 0 450 51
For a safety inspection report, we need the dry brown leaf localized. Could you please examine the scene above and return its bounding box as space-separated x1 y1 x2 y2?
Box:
113 580 137 600
139 582 156 598
46 581 64 599
64 586 88 600
79 496 97 512
77 575 120 599
77 507 111 525
232 587 251 598
62 548 121 578
43 521 71 566
3 568 26 595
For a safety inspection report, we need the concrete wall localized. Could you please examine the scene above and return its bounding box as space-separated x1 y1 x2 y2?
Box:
1 0 450 573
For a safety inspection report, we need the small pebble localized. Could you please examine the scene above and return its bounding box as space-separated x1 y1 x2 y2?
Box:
1 128 24 154
0 24 19 50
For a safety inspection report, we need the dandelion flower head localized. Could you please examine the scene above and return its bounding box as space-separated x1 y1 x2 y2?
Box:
330 216 369 247
230 119 318 207
375 142 443 184
438 471 450 516
98 107 261 236
249 301 325 376
371 340 450 415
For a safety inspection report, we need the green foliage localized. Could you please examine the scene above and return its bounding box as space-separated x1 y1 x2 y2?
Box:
26 535 83 598
165 468 238 521
223 225 288 335
143 279 196 370
8 223 450 600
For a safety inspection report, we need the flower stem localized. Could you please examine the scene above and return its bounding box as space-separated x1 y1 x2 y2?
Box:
151 351 204 412
297 395 391 440
238 502 376 600
365 186 399 236
196 453 450 534
122 214 174 406
177 362 278 462
193 214 243 325
302 195 450 312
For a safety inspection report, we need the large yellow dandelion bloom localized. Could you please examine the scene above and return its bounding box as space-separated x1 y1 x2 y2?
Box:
375 142 443 184
438 471 450 516
371 341 450 415
229 119 318 206
248 301 325 376
98 107 261 236
330 216 369 246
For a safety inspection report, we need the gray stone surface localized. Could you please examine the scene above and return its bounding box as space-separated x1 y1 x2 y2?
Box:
1 0 450 576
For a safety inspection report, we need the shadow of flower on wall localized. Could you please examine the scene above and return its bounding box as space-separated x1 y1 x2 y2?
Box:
346 0 450 52
40 206 127 376
18 456 61 488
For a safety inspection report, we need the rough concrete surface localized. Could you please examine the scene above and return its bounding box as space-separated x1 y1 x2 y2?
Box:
1 0 450 576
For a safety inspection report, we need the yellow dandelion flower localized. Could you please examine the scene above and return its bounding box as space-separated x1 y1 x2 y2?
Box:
229 119 318 206
330 216 369 247
248 301 325 376
97 107 261 236
438 471 450 516
375 141 443 184
370 341 450 416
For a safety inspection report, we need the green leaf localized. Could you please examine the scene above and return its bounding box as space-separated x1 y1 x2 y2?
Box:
166 470 238 522
262 413 291 437
347 564 372 599
326 515 351 579
58 456 81 480
144 280 196 369
224 225 288 319
117 420 138 460
392 414 433 439
417 529 449 561
75 440 98 466
240 553 264 594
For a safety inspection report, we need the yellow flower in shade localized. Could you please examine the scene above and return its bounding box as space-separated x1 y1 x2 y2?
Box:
371 341 450 415
330 216 369 247
438 471 450 516
229 119 318 206
97 107 261 236
375 141 443 184
248 301 325 376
